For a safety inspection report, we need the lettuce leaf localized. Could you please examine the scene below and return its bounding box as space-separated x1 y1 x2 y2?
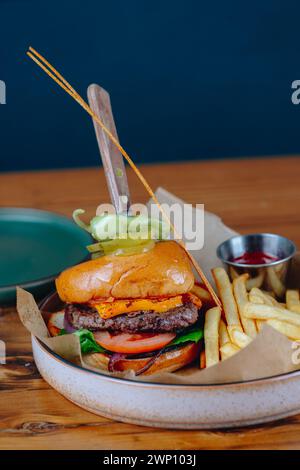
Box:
58 328 67 336
58 328 106 354
170 327 203 347
74 329 106 354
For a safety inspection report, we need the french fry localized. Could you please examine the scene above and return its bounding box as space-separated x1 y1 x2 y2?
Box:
249 293 265 304
228 327 252 348
262 290 275 298
219 319 230 347
249 288 277 307
274 262 285 274
286 290 300 314
191 283 212 303
246 269 265 290
278 303 287 308
204 307 221 367
229 265 239 280
233 275 257 338
266 318 300 340
220 342 240 360
266 266 285 298
264 293 280 306
243 302 300 326
212 268 242 339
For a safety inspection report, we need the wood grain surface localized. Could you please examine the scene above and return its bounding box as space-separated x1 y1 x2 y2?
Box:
1 156 300 450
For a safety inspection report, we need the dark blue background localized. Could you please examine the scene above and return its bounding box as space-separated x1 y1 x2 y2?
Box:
0 0 299 171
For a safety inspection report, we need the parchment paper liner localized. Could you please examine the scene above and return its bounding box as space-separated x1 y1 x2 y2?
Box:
16 188 300 385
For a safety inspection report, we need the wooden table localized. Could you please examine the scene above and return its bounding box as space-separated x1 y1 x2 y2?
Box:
1 156 300 450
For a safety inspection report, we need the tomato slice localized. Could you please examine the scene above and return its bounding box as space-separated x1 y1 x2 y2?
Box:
93 331 176 354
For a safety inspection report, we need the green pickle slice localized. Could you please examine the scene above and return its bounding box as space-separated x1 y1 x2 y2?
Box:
87 238 155 257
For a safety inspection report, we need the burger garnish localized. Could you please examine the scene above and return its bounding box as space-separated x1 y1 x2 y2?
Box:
73 210 170 258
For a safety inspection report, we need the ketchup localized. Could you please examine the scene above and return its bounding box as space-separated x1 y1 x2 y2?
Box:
231 251 279 265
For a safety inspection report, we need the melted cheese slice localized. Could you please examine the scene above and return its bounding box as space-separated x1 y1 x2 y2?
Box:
92 293 201 319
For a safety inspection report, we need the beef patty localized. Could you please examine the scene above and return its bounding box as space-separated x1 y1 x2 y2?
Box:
65 302 199 334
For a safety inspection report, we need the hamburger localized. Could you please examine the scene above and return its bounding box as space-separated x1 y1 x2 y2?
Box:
50 240 203 375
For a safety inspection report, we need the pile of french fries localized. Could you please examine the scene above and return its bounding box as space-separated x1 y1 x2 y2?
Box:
229 263 287 298
193 268 300 369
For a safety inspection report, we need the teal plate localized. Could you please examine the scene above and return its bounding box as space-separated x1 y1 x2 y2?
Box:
0 208 92 305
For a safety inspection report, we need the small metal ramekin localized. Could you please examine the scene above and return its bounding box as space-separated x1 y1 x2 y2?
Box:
217 233 296 299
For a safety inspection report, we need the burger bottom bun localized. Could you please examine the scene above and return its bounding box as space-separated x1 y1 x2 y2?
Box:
83 342 199 376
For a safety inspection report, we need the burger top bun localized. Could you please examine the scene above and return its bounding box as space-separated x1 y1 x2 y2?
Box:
56 240 194 303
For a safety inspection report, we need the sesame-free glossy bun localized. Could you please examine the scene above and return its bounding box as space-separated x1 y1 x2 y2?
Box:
56 241 194 303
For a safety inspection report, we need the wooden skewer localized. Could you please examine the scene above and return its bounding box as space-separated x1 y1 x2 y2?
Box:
26 47 221 308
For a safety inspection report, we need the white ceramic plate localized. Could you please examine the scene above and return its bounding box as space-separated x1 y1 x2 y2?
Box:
32 335 300 429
